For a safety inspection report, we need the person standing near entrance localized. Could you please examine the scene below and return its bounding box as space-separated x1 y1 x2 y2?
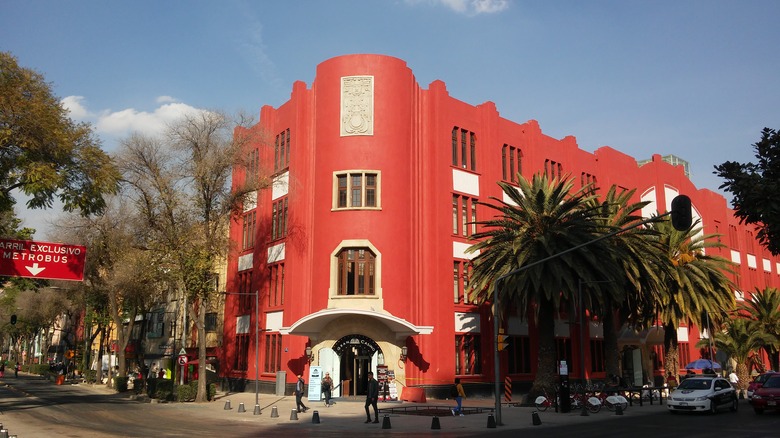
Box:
364 371 379 423
322 372 334 407
295 374 309 413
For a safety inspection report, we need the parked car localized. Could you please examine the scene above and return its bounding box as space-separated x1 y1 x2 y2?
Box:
747 372 777 401
752 375 780 414
667 376 738 414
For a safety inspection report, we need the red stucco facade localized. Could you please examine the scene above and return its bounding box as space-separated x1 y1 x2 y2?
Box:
221 54 777 397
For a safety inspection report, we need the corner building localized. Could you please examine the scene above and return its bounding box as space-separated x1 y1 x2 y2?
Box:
222 54 778 398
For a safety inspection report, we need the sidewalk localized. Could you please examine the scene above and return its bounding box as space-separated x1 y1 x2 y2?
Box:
164 388 669 436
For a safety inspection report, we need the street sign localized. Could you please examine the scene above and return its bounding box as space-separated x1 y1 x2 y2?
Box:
0 238 86 281
177 355 188 366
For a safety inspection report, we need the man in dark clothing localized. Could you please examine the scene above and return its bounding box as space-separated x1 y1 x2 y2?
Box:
364 371 379 423
295 374 309 413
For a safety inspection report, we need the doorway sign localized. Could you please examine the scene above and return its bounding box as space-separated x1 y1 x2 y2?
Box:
308 366 323 401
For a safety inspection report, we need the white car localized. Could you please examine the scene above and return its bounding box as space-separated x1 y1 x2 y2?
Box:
667 376 738 414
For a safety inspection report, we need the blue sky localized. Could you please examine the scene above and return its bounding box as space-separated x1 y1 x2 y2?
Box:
2 0 779 237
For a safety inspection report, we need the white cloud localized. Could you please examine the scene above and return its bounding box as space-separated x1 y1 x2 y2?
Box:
60 96 206 141
407 0 509 15
61 95 92 119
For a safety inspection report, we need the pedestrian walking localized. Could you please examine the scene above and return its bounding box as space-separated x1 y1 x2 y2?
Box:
295 374 309 413
728 370 740 397
322 372 334 406
364 371 379 423
450 377 466 416
14 362 20 378
0 361 5 378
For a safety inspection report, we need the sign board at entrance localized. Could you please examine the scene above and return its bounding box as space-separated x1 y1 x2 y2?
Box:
0 238 87 281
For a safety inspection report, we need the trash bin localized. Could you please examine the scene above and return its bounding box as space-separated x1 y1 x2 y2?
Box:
558 375 570 413
275 371 286 396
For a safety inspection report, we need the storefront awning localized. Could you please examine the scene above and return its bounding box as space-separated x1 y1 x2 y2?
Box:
281 308 433 340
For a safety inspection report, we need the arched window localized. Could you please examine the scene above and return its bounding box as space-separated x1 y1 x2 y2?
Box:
337 248 376 295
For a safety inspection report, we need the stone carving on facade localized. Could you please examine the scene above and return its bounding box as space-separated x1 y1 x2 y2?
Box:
341 76 374 136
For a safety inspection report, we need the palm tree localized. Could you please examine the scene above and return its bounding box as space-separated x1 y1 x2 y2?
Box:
697 316 774 395
586 187 669 381
740 287 780 371
467 172 624 397
648 219 736 378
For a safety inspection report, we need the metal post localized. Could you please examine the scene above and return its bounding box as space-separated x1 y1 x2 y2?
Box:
493 281 502 426
255 289 260 412
579 279 589 416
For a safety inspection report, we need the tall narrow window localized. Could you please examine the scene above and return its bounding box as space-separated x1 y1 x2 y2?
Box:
451 127 477 171
336 248 376 295
452 194 477 237
365 174 376 207
274 129 291 173
351 174 362 207
242 211 256 250
453 260 471 303
502 144 522 183
338 175 348 208
264 333 282 373
234 334 249 371
238 271 252 312
271 198 288 241
452 127 458 166
470 132 476 171
455 334 481 375
268 263 285 307
508 336 532 374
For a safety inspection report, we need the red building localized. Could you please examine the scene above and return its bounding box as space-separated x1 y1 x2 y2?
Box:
221 54 777 397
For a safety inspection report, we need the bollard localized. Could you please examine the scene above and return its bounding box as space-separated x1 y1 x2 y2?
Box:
431 416 441 429
290 409 299 420
312 410 320 424
615 404 623 415
224 400 232 410
238 402 246 413
270 406 279 418
381 414 391 429
254 404 261 415
532 410 542 425
487 414 496 429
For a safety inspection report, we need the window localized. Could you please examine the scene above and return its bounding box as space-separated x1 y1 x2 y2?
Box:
234 333 249 371
580 172 597 189
238 271 252 312
335 171 379 209
451 127 477 171
508 336 532 374
452 194 477 237
336 248 376 295
453 260 471 304
501 144 522 183
242 211 256 250
544 159 563 180
247 147 259 182
455 334 481 375
205 312 218 332
264 333 282 373
274 128 291 173
590 339 605 373
268 263 285 306
147 310 164 338
678 342 691 367
271 198 288 241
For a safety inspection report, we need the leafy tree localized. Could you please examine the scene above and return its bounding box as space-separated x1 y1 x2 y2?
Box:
116 111 265 402
467 173 624 397
715 127 780 255
740 287 780 371
0 51 120 221
648 219 735 377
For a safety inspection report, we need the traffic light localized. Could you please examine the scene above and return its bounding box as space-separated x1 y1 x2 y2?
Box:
10 314 17 325
671 195 692 231
497 334 509 351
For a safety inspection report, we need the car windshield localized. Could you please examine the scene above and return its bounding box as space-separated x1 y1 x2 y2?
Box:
762 376 780 389
678 379 712 390
757 373 775 384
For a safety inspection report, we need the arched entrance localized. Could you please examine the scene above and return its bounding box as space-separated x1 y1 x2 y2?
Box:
333 334 383 396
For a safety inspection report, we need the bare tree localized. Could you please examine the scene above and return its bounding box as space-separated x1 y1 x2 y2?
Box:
116 110 266 402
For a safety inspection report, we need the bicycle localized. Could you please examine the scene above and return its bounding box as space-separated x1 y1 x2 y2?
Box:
534 390 558 412
571 390 602 413
597 391 629 411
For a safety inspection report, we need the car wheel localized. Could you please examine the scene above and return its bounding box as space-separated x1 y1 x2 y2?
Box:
730 397 738 412
754 408 764 415
709 399 717 414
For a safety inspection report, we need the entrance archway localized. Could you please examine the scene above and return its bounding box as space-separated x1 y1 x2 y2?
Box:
333 334 383 396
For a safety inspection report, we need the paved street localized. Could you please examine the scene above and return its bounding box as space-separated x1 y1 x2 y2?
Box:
2 374 779 437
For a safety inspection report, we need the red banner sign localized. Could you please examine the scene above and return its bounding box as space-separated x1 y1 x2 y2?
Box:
0 238 87 281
